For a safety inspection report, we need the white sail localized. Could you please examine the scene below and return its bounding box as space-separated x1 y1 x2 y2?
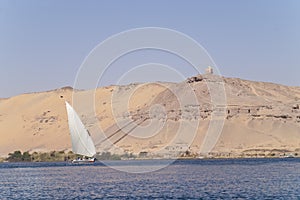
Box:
65 102 96 157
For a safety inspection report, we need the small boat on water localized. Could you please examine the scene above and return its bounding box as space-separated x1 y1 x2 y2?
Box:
65 102 96 164
71 157 96 164
283 154 295 158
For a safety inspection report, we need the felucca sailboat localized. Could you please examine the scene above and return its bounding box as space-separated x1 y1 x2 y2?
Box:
65 102 96 163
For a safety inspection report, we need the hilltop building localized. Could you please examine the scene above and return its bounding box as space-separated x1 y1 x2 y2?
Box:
206 66 213 74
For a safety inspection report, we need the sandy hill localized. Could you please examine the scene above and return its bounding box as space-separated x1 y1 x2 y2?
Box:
0 75 300 158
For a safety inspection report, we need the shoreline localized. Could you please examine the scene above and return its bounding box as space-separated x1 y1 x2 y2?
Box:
1 152 298 163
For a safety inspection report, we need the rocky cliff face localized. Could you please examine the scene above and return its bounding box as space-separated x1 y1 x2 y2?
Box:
0 75 299 158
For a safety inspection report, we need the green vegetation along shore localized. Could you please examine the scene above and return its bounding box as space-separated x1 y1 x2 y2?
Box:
3 150 77 162
0 150 138 162
1 149 299 163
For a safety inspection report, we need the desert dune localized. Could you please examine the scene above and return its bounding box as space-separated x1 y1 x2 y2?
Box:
0 75 299 158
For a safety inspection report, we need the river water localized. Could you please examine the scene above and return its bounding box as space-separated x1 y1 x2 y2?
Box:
0 158 299 199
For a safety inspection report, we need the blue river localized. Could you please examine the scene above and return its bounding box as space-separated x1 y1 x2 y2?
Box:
0 158 299 199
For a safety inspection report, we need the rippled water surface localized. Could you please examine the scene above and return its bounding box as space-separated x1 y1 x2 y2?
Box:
0 158 299 199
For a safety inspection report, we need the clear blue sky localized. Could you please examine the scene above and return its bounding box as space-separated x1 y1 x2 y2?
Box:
0 0 299 98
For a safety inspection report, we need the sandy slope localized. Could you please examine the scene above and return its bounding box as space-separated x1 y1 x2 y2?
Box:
0 75 299 157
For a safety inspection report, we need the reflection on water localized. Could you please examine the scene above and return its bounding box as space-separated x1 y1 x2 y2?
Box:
0 158 299 199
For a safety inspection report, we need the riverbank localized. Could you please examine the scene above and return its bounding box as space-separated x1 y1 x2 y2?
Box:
2 150 78 162
0 150 135 162
1 150 299 163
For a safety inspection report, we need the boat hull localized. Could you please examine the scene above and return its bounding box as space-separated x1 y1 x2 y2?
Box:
71 158 95 164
